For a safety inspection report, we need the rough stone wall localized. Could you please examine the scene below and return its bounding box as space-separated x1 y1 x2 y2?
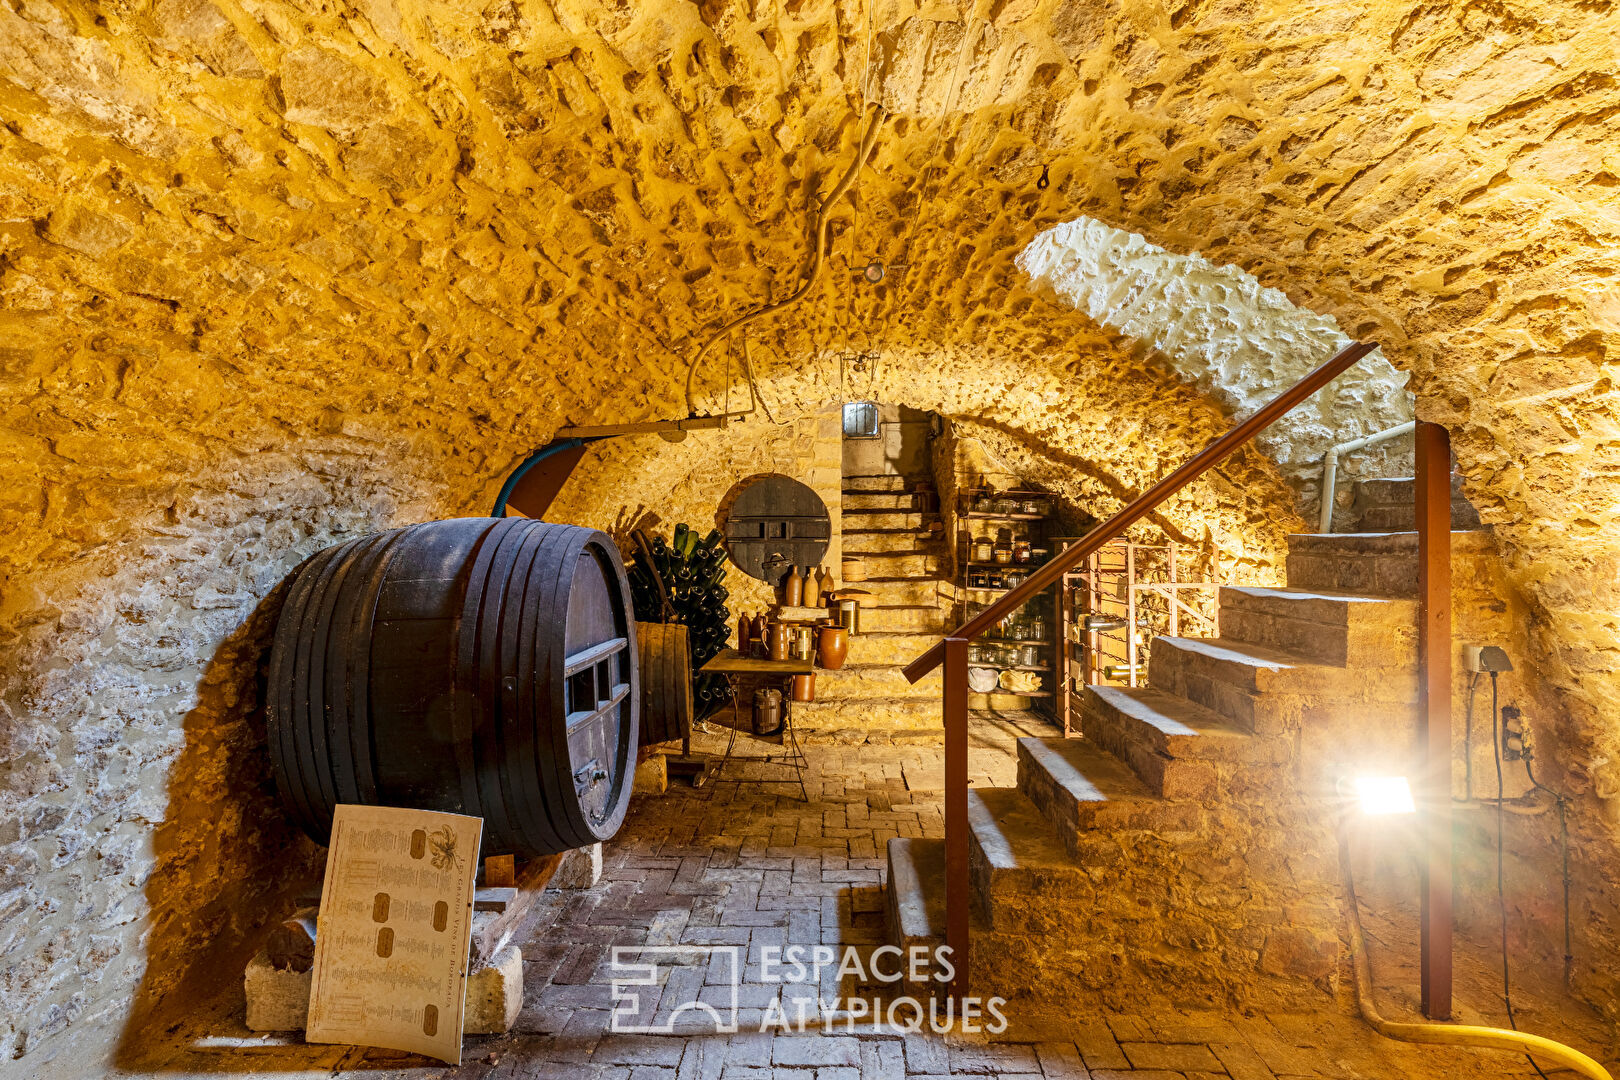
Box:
1017 218 1416 518
0 446 440 1071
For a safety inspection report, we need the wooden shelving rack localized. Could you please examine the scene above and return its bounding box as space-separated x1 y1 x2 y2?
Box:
956 490 1060 718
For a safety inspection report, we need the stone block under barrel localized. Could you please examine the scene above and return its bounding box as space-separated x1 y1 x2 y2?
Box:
265 517 640 857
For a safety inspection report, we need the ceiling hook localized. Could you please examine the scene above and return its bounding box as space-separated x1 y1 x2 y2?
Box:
1036 163 1050 190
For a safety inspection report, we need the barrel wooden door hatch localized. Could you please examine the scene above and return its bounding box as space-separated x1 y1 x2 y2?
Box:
266 517 640 857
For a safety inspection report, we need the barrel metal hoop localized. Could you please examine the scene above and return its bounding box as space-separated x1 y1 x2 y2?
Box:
454 517 524 825
283 543 348 838
472 519 536 852
502 521 570 856
306 535 375 826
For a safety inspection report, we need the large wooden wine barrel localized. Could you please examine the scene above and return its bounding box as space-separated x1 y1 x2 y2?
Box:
635 622 692 746
265 517 639 856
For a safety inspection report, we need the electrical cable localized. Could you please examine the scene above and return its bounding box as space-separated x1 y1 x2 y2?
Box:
1463 670 1480 798
871 10 981 371
1337 819 1611 1080
1491 671 1553 1080
682 106 887 417
1525 755 1575 990
738 334 777 424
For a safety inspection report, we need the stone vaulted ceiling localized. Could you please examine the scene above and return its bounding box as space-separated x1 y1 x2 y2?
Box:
5 0 1620 771
2 0 1620 803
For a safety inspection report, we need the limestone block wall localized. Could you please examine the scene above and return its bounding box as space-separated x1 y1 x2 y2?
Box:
548 410 845 624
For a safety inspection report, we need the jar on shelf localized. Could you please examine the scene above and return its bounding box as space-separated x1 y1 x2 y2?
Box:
1021 644 1042 667
1029 547 1049 566
994 541 1012 565
972 536 994 563
1027 615 1047 641
1020 498 1043 515
1013 540 1031 564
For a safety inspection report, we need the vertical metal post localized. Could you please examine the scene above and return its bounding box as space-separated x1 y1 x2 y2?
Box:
1125 543 1138 687
1086 552 1100 687
942 636 971 1002
1416 420 1453 1020
1057 574 1073 737
1168 541 1179 639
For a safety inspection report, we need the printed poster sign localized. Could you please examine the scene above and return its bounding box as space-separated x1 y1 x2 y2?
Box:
305 805 483 1065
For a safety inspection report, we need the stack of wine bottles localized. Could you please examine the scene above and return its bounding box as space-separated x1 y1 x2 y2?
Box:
627 524 732 722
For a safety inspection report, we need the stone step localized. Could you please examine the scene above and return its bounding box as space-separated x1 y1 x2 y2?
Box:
841 527 942 553
844 475 917 493
844 490 932 511
1350 475 1479 532
851 577 941 607
1284 530 1493 597
1149 634 1410 698
834 549 943 577
1216 585 1416 668
1015 737 1202 856
859 604 948 634
841 508 938 531
883 837 945 997
1078 685 1282 801
814 664 942 701
967 788 1091 936
1146 633 1416 737
792 696 940 740
847 631 940 666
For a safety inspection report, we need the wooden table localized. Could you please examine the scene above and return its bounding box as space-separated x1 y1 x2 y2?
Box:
698 649 812 800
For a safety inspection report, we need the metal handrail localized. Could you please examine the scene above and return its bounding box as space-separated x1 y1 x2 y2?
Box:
902 338 1377 1003
903 340 1377 682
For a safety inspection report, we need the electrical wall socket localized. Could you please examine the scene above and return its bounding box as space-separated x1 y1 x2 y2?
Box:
1502 704 1526 762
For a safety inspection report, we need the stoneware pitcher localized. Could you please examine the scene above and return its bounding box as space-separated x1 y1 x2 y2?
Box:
817 624 848 670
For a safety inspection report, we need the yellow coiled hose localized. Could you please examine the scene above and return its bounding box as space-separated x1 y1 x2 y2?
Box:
1338 830 1612 1080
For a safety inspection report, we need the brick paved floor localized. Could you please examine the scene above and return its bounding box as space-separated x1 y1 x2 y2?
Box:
135 712 1617 1079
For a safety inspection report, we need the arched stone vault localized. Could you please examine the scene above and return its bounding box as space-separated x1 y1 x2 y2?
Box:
3 0 1620 1063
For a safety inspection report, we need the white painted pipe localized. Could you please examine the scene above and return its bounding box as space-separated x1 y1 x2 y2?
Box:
1318 421 1417 533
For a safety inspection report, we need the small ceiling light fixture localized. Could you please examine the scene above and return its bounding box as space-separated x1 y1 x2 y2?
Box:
863 260 885 283
1354 775 1416 816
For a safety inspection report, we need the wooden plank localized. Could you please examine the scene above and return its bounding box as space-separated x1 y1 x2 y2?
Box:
484 855 516 888
469 853 565 969
474 887 518 912
699 648 814 675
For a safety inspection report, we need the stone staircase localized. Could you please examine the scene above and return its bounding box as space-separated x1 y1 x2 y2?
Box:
885 476 1485 1017
793 475 952 743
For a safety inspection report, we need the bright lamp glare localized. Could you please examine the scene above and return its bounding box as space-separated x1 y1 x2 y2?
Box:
1355 776 1416 816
